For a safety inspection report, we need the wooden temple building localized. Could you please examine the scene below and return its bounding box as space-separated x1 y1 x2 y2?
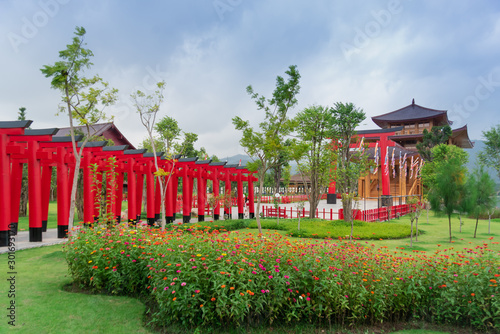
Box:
328 99 473 205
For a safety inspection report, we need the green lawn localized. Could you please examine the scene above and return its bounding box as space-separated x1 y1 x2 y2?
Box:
0 245 150 333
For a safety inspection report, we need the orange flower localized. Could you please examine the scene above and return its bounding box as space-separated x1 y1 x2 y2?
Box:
471 293 475 297
221 285 226 288
240 292 245 296
230 287 235 290
200 304 203 307
371 291 374 294
173 297 177 301
211 297 216 301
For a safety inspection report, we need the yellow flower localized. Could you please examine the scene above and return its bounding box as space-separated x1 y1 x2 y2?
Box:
88 260 92 264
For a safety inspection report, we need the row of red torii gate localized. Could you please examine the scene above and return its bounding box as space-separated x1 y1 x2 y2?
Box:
0 121 257 247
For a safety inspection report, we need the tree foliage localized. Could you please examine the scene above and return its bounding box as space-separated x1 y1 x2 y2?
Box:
478 124 500 180
294 105 335 218
40 26 118 228
427 144 468 242
330 102 370 221
465 165 497 238
232 65 301 234
155 116 181 156
416 125 452 161
421 144 468 189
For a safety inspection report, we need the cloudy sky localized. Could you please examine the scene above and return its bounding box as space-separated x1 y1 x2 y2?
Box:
1 0 499 158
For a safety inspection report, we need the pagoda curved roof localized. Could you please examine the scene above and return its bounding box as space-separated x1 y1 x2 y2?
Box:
372 100 450 128
450 124 474 149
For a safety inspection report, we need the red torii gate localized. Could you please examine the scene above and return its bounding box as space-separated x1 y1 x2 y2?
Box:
8 128 59 242
0 120 258 247
0 120 32 246
327 128 401 205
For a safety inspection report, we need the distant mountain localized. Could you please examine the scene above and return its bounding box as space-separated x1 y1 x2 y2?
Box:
465 140 499 186
221 154 254 166
223 154 299 173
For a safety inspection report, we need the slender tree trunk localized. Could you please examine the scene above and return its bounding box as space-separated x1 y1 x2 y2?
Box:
488 213 491 234
474 215 479 238
68 155 82 228
415 217 418 241
410 220 413 247
342 196 352 222
448 214 452 243
459 214 462 233
350 220 353 242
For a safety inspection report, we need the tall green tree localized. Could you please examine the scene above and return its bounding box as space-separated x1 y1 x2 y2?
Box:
270 139 293 194
416 125 452 161
421 144 468 189
41 26 118 228
465 165 497 238
138 137 165 153
478 124 500 180
233 65 301 234
295 105 335 218
330 102 371 222
175 132 199 157
426 144 468 243
155 116 181 156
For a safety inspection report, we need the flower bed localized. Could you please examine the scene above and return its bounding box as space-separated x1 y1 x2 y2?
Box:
63 223 500 330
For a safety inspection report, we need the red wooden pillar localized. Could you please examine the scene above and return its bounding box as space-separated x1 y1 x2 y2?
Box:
224 167 232 218
182 165 191 223
56 146 70 237
82 151 93 225
379 136 392 207
236 167 244 219
41 165 53 231
165 174 173 223
136 169 144 222
10 161 23 235
126 159 136 223
154 176 161 220
248 173 256 218
171 172 179 221
0 133 12 246
27 139 43 240
105 166 117 223
196 160 210 222
115 170 125 223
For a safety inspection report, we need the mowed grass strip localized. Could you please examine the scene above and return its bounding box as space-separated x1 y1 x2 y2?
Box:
0 245 150 333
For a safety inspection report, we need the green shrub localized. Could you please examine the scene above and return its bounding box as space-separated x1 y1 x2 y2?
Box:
63 223 500 331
